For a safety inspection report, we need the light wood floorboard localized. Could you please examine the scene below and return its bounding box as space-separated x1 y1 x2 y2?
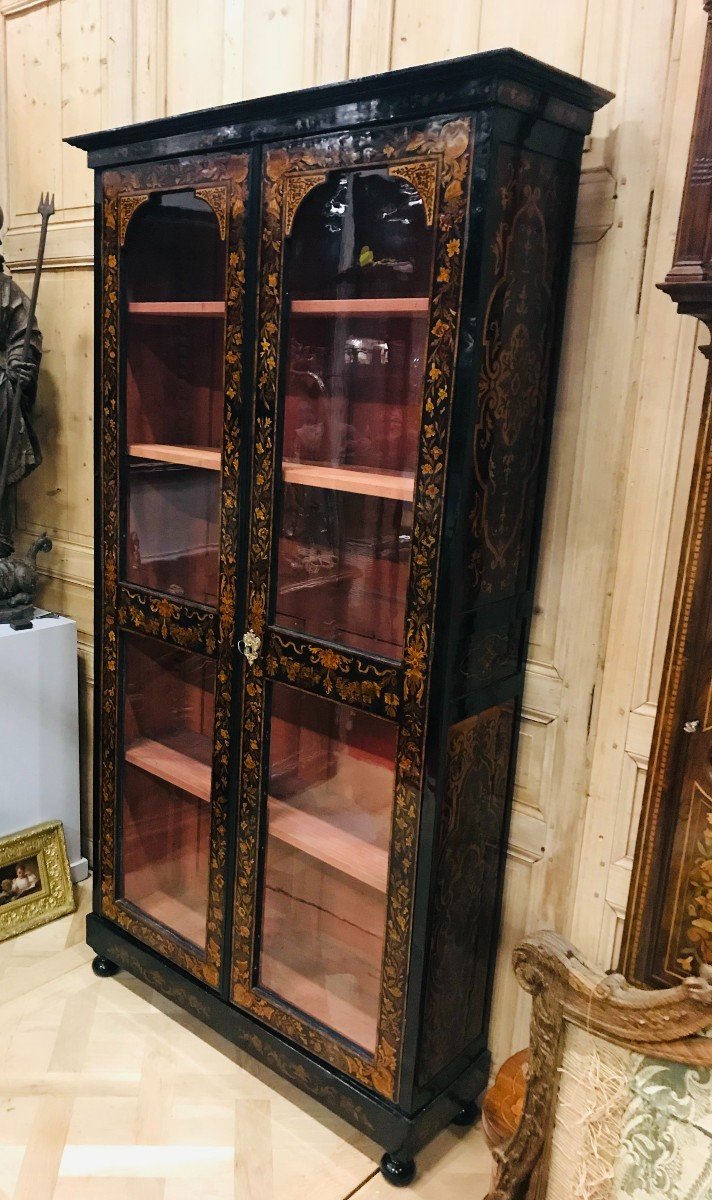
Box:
0 880 492 1199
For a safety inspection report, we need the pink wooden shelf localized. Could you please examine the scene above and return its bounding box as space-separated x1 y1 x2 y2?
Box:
260 949 377 1051
290 297 429 316
125 733 212 802
129 443 221 471
268 796 389 892
282 462 414 502
127 301 225 316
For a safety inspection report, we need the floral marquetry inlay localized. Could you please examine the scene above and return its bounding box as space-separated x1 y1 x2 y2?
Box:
100 151 249 990
195 186 228 238
233 115 473 1102
265 632 401 717
118 193 149 246
388 160 438 225
283 172 327 235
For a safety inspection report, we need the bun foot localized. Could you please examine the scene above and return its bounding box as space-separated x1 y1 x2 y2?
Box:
451 1099 480 1127
380 1153 416 1187
92 955 119 978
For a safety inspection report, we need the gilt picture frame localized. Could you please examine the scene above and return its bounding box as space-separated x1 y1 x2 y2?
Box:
0 820 75 942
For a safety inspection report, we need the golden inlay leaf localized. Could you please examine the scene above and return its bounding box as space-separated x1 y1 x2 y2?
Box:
195 185 228 238
284 172 327 235
118 193 149 246
388 160 438 225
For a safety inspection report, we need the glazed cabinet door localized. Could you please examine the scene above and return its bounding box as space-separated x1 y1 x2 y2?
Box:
231 119 473 1099
98 154 249 988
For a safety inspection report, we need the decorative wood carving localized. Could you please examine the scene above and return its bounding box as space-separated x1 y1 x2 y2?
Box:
487 932 712 1200
622 3 712 986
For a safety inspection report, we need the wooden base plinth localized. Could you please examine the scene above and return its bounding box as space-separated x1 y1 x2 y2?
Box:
86 911 490 1165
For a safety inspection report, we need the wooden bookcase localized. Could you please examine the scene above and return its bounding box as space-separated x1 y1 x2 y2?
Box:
67 52 610 1183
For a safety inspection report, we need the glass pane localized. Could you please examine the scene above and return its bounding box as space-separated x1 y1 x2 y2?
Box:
122 190 226 605
258 683 397 1053
274 169 434 659
120 632 216 949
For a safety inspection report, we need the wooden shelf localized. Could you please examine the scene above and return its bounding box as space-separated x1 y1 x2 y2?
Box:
132 889 207 949
260 951 377 1052
127 301 225 316
268 796 389 892
282 462 414 502
290 297 429 316
125 733 212 802
260 883 382 1051
129 443 221 471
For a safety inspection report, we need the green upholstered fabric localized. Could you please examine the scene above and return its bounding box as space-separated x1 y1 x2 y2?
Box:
614 1054 712 1199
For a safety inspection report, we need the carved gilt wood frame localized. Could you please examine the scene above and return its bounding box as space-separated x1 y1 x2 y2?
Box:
487 931 712 1200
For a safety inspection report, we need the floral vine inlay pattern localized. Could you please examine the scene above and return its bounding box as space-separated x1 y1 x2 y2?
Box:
100 152 249 988
232 116 473 1100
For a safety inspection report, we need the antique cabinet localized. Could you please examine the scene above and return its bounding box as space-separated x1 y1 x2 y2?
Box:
622 4 712 987
68 52 609 1183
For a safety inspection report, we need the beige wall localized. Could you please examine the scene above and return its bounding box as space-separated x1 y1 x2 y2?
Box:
0 0 706 1065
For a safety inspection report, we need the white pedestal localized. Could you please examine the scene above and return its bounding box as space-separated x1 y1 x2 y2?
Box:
0 613 87 881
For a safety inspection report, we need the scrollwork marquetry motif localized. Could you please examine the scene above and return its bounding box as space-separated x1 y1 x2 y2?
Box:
486 932 712 1200
265 633 401 717
469 149 573 606
118 193 149 245
100 152 249 989
233 116 473 1100
418 706 514 1083
283 172 327 235
388 160 438 225
117 586 218 656
195 185 228 238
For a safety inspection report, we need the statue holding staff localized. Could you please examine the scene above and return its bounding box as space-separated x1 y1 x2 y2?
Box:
0 204 43 559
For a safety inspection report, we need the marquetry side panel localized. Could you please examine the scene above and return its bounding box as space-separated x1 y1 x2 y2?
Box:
417 705 515 1086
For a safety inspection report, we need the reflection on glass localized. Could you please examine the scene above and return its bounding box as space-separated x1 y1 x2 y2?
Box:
120 632 216 948
274 169 434 659
122 190 226 605
259 684 397 1052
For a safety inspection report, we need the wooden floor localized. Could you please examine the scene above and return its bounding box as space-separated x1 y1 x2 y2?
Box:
0 880 493 1200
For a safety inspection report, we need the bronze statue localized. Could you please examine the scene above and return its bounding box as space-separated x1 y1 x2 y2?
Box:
0 204 43 559
0 196 54 623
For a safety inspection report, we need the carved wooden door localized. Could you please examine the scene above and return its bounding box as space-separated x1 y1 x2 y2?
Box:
97 153 249 988
229 117 473 1100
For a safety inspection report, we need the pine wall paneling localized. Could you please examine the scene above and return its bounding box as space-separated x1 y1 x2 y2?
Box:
0 0 705 1068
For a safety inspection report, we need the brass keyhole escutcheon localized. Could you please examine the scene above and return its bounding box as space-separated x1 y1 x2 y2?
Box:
239 629 261 667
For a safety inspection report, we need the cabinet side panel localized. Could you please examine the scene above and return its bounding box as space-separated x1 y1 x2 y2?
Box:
417 704 514 1084
465 144 577 612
